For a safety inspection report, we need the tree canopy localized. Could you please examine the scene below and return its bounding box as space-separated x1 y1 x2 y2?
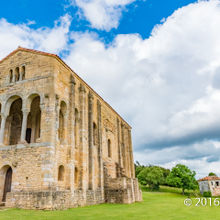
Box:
166 164 198 194
137 166 165 190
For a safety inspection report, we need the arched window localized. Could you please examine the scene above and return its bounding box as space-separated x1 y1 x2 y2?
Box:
15 67 19 82
26 96 41 143
9 70 13 83
108 139 111 158
93 122 98 145
58 165 64 181
5 98 22 145
21 66 25 80
58 101 67 143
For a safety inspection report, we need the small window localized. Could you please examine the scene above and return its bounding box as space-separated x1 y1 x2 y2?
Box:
216 181 219 186
211 182 214 185
58 165 64 181
108 139 111 158
93 122 98 145
21 66 25 80
9 69 13 83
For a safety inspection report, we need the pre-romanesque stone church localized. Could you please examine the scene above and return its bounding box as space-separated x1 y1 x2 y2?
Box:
0 47 142 209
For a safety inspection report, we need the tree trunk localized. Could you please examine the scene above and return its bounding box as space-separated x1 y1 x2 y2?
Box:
182 188 185 195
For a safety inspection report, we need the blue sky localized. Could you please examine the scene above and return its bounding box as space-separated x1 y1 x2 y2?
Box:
0 0 197 41
1 0 220 178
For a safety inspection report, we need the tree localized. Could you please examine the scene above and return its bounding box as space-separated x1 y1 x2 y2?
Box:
137 166 165 190
166 164 198 195
135 161 145 177
208 172 217 176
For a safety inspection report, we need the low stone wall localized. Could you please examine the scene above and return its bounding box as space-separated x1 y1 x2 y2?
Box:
5 188 105 210
6 190 72 210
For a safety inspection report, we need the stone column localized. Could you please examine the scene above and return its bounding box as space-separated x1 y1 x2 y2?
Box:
55 95 60 143
20 109 29 143
68 75 76 192
125 127 131 178
0 114 7 145
88 92 94 190
97 100 104 194
121 123 126 171
79 84 87 190
12 72 15 83
117 118 122 168
128 129 135 178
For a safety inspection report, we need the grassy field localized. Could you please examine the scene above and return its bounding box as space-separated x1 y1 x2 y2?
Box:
0 186 219 220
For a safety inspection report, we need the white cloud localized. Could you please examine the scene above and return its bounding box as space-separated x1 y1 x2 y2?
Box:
0 14 71 59
64 0 220 176
135 140 220 178
70 0 135 31
2 0 220 177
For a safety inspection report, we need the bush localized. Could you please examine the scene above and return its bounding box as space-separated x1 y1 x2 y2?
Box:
203 191 212 197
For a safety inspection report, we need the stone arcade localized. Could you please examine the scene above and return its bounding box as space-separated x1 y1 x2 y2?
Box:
0 47 142 209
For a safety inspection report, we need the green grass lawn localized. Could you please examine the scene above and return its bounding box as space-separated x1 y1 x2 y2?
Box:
0 186 219 220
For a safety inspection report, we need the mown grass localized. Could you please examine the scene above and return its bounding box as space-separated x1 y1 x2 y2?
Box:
0 186 219 220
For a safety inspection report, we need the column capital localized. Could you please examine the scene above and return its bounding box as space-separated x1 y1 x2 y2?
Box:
0 113 8 119
88 91 94 101
69 75 76 85
79 84 86 93
22 108 30 114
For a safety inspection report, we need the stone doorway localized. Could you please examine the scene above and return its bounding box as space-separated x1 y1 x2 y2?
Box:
2 167 12 202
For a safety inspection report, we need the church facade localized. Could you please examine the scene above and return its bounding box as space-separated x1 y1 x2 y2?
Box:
0 47 142 209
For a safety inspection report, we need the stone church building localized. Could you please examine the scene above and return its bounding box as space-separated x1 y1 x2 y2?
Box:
0 47 142 209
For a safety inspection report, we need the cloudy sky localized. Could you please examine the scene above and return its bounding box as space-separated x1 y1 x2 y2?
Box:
1 0 220 178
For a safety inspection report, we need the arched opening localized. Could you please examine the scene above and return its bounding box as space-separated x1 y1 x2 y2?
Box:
26 96 41 143
2 166 12 202
58 165 64 181
5 98 22 145
9 70 13 83
15 67 19 82
93 122 98 146
108 139 111 158
74 167 79 189
58 101 67 144
21 66 25 80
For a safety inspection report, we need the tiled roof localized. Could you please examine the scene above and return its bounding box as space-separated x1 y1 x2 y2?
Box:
198 176 220 182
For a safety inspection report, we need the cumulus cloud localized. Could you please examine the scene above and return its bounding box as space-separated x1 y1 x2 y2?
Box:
69 0 135 31
64 0 220 176
0 14 71 59
1 0 220 177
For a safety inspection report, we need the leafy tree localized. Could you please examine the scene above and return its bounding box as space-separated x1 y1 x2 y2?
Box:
208 172 217 176
166 164 198 195
137 166 165 190
135 161 145 177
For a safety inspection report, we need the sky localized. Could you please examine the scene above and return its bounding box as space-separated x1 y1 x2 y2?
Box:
1 0 220 178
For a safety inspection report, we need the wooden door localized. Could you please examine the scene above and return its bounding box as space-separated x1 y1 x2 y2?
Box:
2 167 12 202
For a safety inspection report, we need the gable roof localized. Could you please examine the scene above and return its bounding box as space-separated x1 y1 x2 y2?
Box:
0 47 131 128
198 176 220 182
